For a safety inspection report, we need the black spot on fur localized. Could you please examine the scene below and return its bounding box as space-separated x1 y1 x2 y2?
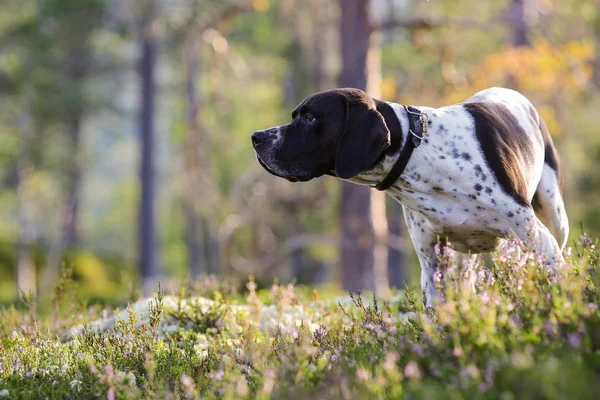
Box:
461 152 472 161
507 212 514 218
474 184 483 191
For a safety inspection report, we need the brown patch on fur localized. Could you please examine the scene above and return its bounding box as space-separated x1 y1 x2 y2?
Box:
464 102 535 207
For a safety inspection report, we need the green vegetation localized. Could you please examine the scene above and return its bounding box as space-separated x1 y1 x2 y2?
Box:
1 236 599 399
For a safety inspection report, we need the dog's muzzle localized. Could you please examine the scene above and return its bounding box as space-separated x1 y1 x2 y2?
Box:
251 128 278 149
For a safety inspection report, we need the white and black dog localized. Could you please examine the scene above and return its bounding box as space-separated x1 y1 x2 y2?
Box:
251 87 569 306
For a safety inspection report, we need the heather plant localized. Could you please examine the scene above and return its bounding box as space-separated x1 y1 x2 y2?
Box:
1 235 599 399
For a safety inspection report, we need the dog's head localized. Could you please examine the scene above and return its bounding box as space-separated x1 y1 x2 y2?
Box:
251 88 391 182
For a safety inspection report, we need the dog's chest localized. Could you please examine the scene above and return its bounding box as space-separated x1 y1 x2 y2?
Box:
385 106 516 252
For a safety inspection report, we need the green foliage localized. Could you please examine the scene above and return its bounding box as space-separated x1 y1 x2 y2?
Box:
1 237 600 398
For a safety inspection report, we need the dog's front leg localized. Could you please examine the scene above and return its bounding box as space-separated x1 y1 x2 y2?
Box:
402 207 444 308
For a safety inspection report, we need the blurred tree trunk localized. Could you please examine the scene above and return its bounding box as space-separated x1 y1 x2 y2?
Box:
138 8 161 295
15 113 36 298
590 7 600 90
387 199 407 288
62 47 87 248
339 0 376 293
507 0 532 47
182 33 207 280
366 28 390 295
41 49 87 295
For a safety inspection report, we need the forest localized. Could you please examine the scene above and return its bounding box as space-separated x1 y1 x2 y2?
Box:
1 0 600 398
1 0 599 305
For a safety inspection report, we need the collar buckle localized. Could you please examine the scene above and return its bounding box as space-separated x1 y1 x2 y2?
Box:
373 105 428 191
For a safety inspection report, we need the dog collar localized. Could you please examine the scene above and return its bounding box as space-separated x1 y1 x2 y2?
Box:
373 105 428 191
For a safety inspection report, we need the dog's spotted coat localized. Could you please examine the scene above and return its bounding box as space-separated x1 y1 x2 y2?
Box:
252 87 569 307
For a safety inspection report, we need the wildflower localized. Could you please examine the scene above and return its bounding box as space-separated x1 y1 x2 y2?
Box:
411 344 424 357
69 380 83 392
181 374 193 387
0 390 10 398
236 377 249 396
26 371 34 378
464 364 480 379
107 388 115 400
404 361 421 379
53 381 58 386
453 347 463 357
568 333 581 348
480 292 490 304
356 368 370 381
384 352 399 371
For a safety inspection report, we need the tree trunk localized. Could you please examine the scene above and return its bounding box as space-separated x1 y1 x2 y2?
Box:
62 112 83 247
507 0 531 47
338 0 377 293
366 27 390 295
182 33 208 280
138 28 161 296
387 199 407 289
15 114 36 298
41 48 87 296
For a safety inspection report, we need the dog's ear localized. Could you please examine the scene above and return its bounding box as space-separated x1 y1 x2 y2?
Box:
335 92 391 179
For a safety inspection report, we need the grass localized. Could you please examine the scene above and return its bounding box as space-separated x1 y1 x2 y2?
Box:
1 234 600 399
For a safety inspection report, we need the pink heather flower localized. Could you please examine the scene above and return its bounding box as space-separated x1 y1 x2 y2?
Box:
26 371 33 378
564 247 572 257
588 303 598 311
453 347 463 357
384 352 399 371
404 361 421 379
214 368 224 381
356 368 370 381
412 344 424 357
107 388 115 400
480 292 490 304
434 243 441 255
568 333 582 348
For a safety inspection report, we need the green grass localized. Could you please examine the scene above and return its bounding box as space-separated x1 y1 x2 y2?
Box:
1 235 600 399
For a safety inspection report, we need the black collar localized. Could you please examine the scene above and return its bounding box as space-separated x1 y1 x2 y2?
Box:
374 105 427 191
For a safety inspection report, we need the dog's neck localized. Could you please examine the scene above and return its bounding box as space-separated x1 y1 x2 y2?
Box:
348 100 413 186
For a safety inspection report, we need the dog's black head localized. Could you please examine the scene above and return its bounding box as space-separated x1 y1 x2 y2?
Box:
251 88 391 182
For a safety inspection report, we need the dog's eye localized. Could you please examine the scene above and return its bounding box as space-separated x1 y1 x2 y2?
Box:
304 114 315 123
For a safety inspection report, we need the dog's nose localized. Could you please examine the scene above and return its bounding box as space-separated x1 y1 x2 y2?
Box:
251 130 268 148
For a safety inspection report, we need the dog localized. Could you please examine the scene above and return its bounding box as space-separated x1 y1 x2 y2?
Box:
251 87 569 307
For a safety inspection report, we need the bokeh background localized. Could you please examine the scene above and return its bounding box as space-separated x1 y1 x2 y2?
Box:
0 0 598 307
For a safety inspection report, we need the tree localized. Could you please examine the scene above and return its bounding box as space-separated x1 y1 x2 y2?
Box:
138 0 161 295
338 0 377 293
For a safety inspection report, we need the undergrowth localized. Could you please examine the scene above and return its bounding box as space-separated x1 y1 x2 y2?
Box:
1 235 599 399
